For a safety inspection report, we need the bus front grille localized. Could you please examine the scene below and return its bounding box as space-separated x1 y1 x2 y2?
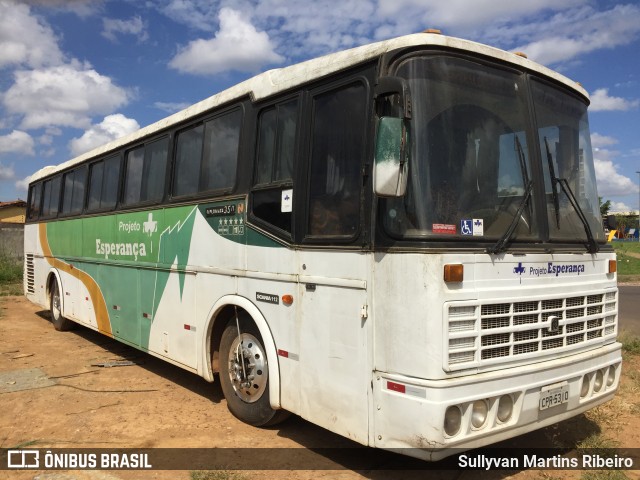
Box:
445 290 617 371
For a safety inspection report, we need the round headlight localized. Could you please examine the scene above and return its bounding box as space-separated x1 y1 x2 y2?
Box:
497 394 513 423
580 374 590 398
606 365 616 388
444 406 462 437
471 400 488 428
594 370 604 392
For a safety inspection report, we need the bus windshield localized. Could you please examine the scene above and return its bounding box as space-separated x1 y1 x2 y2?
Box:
382 54 603 244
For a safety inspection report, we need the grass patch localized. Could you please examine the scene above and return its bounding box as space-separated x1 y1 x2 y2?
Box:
612 242 640 276
0 253 22 284
581 470 628 480
0 282 22 297
618 332 640 356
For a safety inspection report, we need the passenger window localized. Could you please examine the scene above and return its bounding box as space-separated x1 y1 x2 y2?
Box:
88 156 121 211
252 99 298 236
124 138 168 206
145 138 168 201
61 166 87 215
41 176 62 218
124 146 145 205
202 109 242 192
28 183 42 220
173 125 204 197
307 83 366 237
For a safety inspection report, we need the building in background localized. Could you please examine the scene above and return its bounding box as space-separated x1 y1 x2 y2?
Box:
0 200 27 224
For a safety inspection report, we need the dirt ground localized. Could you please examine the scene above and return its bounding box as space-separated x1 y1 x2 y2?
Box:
1 295 639 480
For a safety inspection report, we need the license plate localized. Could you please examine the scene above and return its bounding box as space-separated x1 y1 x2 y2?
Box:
539 382 569 410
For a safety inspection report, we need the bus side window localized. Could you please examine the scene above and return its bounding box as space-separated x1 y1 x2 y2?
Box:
41 176 62 218
202 109 242 192
307 83 366 238
28 183 42 220
87 155 121 211
124 137 168 206
62 168 83 215
173 124 204 198
252 99 298 236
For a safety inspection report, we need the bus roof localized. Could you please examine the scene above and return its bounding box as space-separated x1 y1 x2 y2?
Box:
29 31 588 184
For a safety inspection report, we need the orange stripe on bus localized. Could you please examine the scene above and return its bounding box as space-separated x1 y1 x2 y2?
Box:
39 223 113 337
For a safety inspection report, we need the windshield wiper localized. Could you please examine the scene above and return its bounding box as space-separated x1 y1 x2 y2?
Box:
488 180 534 254
544 137 561 229
543 136 599 254
555 178 600 254
515 135 533 228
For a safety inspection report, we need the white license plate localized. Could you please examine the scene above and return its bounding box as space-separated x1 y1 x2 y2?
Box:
539 382 569 410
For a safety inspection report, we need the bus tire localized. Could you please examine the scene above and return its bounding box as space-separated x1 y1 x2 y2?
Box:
219 315 289 427
50 279 75 331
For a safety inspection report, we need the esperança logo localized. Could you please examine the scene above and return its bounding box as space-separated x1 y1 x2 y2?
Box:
516 262 586 277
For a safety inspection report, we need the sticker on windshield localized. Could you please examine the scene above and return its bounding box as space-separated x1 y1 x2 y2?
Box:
461 219 484 236
433 223 457 235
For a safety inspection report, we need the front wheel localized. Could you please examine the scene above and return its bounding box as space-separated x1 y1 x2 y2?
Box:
218 315 289 427
50 279 75 331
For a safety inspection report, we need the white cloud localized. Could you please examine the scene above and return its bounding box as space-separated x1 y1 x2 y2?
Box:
15 174 32 192
590 88 639 112
155 1 640 70
0 1 65 68
69 114 140 156
512 4 640 65
169 8 284 75
0 163 15 181
0 130 35 155
591 133 618 149
3 64 131 130
161 0 220 32
593 157 637 197
610 201 632 213
377 0 582 35
102 16 148 43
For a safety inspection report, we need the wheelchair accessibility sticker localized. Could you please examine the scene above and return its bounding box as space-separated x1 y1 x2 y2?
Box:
461 219 484 236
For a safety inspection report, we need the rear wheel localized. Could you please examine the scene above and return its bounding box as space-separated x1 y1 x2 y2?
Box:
50 279 75 331
219 314 289 427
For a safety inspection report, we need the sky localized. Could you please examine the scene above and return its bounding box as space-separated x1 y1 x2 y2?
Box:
0 0 638 213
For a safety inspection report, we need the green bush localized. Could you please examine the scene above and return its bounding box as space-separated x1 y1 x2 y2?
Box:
0 253 22 284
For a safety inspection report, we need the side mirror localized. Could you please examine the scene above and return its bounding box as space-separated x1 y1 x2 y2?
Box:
374 117 409 197
606 214 617 229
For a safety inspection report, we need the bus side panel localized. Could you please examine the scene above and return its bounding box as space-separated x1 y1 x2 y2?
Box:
295 250 371 445
24 223 48 308
243 241 300 414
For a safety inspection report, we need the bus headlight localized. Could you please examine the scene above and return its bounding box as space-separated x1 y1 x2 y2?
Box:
594 370 604 392
580 374 590 398
607 365 616 388
497 394 513 423
444 406 462 436
471 400 488 428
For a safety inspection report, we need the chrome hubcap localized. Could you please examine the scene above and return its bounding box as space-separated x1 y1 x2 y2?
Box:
52 289 61 320
227 333 267 403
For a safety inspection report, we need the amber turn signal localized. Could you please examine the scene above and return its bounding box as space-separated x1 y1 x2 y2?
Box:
444 264 464 283
609 260 617 274
282 294 294 305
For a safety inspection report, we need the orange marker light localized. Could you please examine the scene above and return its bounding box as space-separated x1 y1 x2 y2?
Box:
609 260 617 274
282 295 294 306
444 264 464 283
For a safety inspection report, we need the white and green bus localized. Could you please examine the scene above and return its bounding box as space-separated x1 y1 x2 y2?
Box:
24 31 620 460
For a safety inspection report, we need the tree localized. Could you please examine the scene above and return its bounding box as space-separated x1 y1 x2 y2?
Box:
599 197 612 216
